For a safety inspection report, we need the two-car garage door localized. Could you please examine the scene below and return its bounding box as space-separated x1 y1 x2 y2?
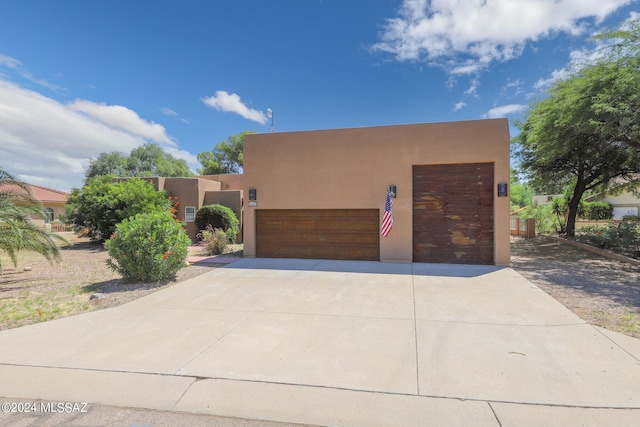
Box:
256 209 380 261
254 162 494 264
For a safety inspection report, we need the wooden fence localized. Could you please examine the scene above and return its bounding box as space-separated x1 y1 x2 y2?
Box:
510 217 536 239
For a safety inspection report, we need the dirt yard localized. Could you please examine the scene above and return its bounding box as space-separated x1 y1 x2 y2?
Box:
511 235 640 338
0 236 223 330
2 234 639 339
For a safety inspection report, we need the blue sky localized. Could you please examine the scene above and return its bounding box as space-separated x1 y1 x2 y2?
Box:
0 0 638 191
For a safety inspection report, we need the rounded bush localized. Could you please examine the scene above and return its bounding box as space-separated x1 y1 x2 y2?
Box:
105 210 190 282
195 204 239 242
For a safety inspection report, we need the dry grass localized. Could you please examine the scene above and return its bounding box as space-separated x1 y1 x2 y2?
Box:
0 235 220 330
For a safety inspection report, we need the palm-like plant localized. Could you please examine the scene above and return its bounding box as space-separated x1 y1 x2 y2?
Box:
0 169 64 273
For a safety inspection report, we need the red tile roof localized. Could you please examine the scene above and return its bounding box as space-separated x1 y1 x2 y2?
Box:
0 183 69 203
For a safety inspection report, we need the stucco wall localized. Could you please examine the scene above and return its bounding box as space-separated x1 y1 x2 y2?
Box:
200 174 244 191
243 119 511 265
163 178 221 239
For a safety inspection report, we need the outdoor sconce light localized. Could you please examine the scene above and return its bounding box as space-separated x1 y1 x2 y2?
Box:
249 188 257 201
497 183 508 197
388 185 397 198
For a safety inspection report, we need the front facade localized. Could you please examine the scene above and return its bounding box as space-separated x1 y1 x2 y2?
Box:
242 119 511 265
140 175 244 241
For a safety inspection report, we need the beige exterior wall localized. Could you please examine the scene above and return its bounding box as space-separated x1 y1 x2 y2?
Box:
163 178 221 239
602 191 640 205
200 174 244 191
243 119 511 265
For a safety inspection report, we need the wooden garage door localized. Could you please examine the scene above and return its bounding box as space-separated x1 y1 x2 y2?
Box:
256 209 379 261
413 163 494 264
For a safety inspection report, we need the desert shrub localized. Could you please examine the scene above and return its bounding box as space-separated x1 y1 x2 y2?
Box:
63 176 170 241
518 203 555 234
583 201 613 220
575 221 640 259
196 225 228 255
195 204 239 243
105 210 190 282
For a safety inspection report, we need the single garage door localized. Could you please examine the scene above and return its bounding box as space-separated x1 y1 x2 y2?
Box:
413 163 494 265
256 209 379 261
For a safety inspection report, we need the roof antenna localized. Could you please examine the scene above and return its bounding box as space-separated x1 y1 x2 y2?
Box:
266 108 274 132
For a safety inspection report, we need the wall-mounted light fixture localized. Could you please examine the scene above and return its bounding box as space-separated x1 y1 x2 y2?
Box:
497 183 508 197
249 188 257 201
388 185 397 198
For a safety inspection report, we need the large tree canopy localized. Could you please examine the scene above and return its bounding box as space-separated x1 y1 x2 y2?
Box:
86 143 193 180
197 131 254 175
513 24 640 236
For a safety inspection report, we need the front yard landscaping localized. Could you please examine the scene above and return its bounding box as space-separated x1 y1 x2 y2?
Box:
0 235 226 330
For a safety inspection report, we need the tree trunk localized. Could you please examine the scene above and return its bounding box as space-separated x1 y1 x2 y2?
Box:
566 177 586 237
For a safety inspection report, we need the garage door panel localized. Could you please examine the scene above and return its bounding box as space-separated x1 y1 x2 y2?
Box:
256 209 379 261
413 163 494 265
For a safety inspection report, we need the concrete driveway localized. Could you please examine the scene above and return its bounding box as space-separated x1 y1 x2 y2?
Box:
0 258 639 426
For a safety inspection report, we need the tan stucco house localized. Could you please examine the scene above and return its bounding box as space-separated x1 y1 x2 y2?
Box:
149 119 511 265
140 175 244 242
241 119 511 265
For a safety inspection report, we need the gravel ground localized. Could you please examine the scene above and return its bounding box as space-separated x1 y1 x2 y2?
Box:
510 235 640 338
0 238 222 330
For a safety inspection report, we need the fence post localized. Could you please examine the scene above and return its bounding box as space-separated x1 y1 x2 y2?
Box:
526 218 536 238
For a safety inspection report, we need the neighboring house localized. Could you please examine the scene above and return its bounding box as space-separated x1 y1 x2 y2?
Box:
146 119 510 265
0 183 69 225
592 191 639 220
532 195 562 206
533 192 640 220
135 175 244 242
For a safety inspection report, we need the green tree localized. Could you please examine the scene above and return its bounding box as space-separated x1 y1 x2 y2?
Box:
63 176 170 241
509 168 534 210
85 152 128 178
0 169 63 273
198 131 254 175
513 38 640 236
86 143 193 180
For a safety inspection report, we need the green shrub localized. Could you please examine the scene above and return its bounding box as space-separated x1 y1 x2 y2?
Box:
64 176 170 241
105 210 190 282
518 203 555 234
583 201 613 220
196 225 228 255
575 221 640 259
195 204 239 243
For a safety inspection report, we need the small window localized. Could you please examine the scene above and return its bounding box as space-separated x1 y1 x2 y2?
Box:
185 206 196 222
44 207 55 223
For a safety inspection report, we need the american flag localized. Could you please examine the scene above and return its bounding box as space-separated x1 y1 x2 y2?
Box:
381 191 393 237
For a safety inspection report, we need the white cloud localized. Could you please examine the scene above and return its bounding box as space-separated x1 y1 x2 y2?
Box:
483 104 527 119
202 90 267 124
0 54 21 69
0 53 63 91
464 78 480 96
160 107 177 116
453 101 466 112
533 68 571 89
0 80 197 191
68 100 176 147
373 0 632 71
